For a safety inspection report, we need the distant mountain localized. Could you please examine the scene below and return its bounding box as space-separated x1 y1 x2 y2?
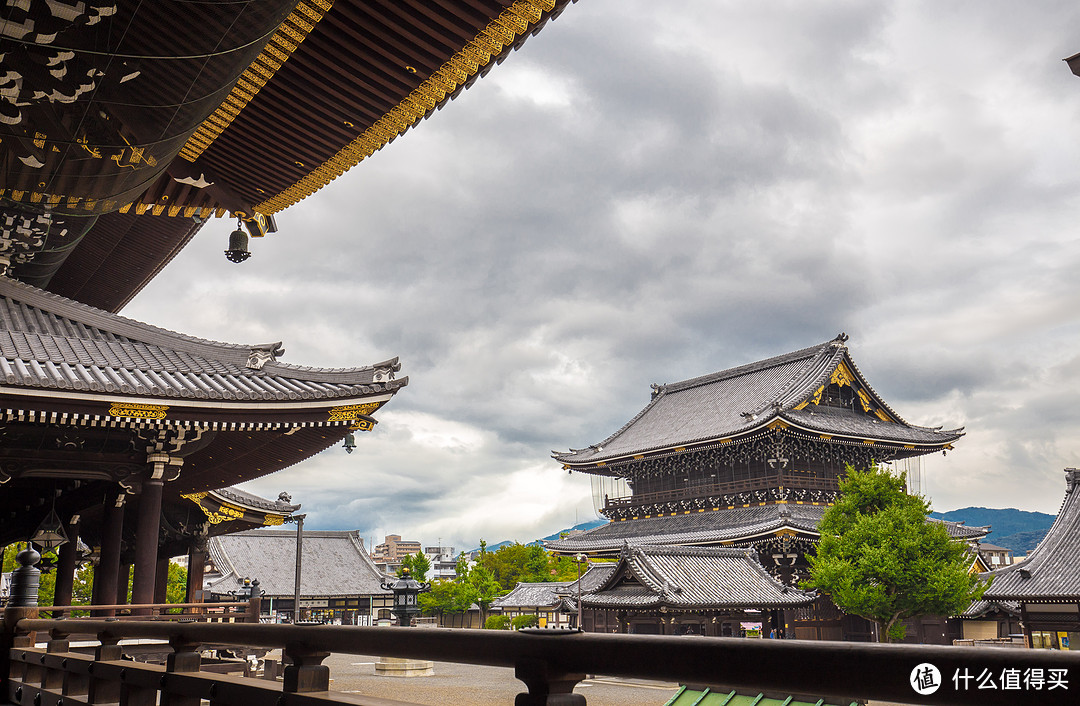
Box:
991 530 1050 555
930 507 1055 554
468 519 607 554
537 519 607 543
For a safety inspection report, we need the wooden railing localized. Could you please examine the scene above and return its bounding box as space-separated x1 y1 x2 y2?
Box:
3 610 1080 705
603 473 841 511
35 601 259 623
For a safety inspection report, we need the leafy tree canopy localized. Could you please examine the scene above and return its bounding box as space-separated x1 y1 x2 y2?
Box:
477 542 578 591
803 465 986 642
397 551 431 581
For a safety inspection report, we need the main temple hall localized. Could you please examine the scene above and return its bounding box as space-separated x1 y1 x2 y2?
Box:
548 334 984 640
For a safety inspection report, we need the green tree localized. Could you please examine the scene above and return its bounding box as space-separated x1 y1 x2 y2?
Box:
418 579 472 617
398 551 430 581
478 542 570 591
464 563 501 626
2 543 21 572
803 465 987 642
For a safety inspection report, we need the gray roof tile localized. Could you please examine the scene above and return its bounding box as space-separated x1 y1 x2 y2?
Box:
554 335 962 465
0 276 406 404
555 564 618 597
960 599 1020 619
983 469 1080 602
206 529 390 598
545 505 827 554
492 582 573 610
547 505 985 554
581 544 816 609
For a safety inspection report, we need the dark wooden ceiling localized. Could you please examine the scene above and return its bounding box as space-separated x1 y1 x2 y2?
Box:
1 0 577 311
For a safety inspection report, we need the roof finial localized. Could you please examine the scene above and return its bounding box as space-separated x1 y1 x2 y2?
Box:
246 342 284 370
834 332 849 344
1066 468 1079 494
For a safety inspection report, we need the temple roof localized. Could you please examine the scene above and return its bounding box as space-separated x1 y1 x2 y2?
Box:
491 581 573 610
959 599 1021 620
982 469 1080 602
1 0 580 311
546 505 828 555
929 518 991 542
554 334 963 468
547 506 989 556
0 276 406 423
206 529 389 598
555 563 619 597
580 544 816 610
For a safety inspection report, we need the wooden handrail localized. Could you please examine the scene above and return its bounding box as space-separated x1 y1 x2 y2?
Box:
4 617 1080 705
34 602 248 612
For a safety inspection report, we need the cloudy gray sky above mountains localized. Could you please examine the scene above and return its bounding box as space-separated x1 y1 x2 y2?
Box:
125 1 1080 549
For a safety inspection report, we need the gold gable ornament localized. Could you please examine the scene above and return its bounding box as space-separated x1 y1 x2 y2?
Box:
108 402 168 420
327 401 383 423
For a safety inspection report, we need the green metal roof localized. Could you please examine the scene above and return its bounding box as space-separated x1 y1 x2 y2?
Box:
664 685 859 706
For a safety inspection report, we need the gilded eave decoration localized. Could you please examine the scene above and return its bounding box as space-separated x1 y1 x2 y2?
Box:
253 0 558 215
182 491 289 526
792 360 895 422
179 0 334 164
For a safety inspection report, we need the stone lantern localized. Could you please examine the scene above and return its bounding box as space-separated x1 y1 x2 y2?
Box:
380 567 430 627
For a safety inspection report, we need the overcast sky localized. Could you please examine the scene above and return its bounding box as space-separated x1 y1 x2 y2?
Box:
125 0 1080 551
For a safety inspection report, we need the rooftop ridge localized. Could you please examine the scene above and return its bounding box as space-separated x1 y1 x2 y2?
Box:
749 342 845 417
657 337 840 395
0 276 404 385
212 486 299 513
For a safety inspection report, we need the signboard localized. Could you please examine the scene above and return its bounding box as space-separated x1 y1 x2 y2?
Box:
299 599 328 608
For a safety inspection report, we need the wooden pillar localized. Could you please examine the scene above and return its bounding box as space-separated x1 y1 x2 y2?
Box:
131 479 164 608
186 539 207 604
93 490 124 616
154 555 170 604
54 516 80 607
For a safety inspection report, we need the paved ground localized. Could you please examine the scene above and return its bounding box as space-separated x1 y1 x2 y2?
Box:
271 651 914 705
319 652 681 705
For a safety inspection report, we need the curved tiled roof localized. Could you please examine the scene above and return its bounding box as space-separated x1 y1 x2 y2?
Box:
554 335 962 466
555 563 619 597
547 505 984 555
929 517 991 542
581 544 815 610
209 486 300 514
545 505 827 555
782 407 956 445
0 276 406 406
983 469 1080 602
206 529 390 598
959 599 1020 619
491 581 573 610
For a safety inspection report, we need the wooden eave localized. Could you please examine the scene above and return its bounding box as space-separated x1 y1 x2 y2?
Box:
0 388 396 429
10 0 577 311
559 420 958 473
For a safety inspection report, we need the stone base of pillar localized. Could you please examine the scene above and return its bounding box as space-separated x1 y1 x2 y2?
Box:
373 657 434 678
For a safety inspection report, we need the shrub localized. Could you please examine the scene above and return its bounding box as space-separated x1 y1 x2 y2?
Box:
510 614 539 630
484 614 511 630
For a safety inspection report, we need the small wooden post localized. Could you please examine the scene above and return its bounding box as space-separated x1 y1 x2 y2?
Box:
43 626 71 691
247 579 263 623
87 632 122 705
282 644 330 693
161 636 202 706
514 657 586 706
